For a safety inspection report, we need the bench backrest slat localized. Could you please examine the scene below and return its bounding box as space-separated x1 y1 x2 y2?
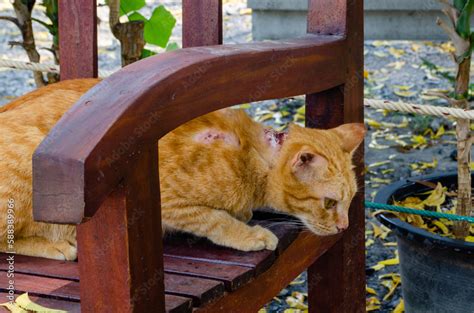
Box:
58 0 98 80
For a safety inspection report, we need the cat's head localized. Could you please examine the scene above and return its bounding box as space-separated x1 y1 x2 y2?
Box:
270 123 365 236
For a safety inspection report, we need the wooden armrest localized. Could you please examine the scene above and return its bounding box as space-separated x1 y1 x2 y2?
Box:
32 34 347 224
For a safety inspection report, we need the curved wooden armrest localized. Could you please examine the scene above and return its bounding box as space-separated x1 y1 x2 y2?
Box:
33 34 347 224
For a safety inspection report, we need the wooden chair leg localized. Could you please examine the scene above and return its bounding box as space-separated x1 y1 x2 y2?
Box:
305 0 365 311
77 145 165 312
306 87 365 313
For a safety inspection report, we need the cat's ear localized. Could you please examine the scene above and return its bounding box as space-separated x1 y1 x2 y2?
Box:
291 151 328 180
331 123 366 153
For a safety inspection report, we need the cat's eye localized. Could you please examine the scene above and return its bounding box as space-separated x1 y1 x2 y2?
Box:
324 198 338 210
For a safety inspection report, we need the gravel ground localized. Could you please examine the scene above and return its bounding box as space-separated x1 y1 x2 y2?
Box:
1 1 469 312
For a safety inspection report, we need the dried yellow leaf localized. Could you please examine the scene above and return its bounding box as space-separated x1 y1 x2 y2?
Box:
366 286 378 295
393 299 405 313
389 47 405 58
466 236 474 242
378 257 399 266
394 90 416 98
432 220 450 235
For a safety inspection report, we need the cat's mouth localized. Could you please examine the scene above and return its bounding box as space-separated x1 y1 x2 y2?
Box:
297 215 339 236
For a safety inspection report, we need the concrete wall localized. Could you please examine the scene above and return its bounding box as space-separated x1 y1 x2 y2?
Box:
248 0 452 40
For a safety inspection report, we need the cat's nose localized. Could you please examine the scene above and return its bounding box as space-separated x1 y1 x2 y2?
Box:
336 225 348 232
336 216 349 232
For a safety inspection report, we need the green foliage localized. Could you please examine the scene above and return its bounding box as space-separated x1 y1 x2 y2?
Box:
456 0 474 39
119 0 145 16
144 6 176 48
454 0 468 11
120 0 178 55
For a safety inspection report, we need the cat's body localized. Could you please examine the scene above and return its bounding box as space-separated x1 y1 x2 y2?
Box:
0 79 364 260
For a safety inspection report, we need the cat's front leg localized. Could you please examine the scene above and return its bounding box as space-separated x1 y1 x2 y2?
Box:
162 206 278 251
3 237 77 261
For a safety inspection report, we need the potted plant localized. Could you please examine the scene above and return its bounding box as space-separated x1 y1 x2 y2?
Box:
375 1 474 312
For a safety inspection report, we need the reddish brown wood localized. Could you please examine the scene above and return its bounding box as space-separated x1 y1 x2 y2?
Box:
164 238 275 275
183 0 222 47
165 295 193 313
164 256 253 291
0 272 80 301
0 293 192 313
0 253 79 281
307 0 347 35
165 274 224 306
306 1 365 312
76 145 165 313
195 232 341 313
33 35 347 224
0 293 80 313
58 0 98 79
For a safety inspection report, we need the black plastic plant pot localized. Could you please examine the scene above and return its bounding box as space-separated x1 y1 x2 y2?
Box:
374 172 474 313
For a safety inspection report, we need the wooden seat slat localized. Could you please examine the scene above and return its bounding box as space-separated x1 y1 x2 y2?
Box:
164 295 193 313
164 256 253 291
0 292 191 313
163 218 298 274
165 273 224 307
0 253 79 281
0 292 81 313
0 272 80 301
163 237 275 272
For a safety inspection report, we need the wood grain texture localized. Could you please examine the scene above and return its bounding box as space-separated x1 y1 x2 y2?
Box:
307 0 347 36
165 295 193 313
76 145 165 313
0 272 80 301
164 256 253 291
33 35 347 224
0 293 192 313
165 274 224 306
0 253 79 281
164 237 275 275
58 0 98 79
183 0 222 47
195 232 341 313
0 293 80 313
306 1 366 312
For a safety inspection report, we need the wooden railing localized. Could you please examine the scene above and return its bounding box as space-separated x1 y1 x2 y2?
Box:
32 0 365 312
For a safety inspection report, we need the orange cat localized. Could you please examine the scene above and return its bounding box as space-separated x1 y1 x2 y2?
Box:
0 79 364 260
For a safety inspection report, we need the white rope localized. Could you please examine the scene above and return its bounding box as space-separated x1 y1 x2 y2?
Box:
364 98 474 120
2 58 474 120
0 58 59 73
0 58 112 77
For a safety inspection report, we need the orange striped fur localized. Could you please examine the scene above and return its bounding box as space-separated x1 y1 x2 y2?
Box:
0 79 364 260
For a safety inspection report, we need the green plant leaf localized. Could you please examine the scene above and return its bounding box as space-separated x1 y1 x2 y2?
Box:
166 42 179 51
455 0 468 11
141 48 157 59
456 0 474 39
31 17 54 32
144 5 176 48
120 0 146 16
128 11 146 22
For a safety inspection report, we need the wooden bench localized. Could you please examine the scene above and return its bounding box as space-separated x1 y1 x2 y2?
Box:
0 0 365 312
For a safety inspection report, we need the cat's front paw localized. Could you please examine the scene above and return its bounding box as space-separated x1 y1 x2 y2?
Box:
242 225 278 251
53 240 77 261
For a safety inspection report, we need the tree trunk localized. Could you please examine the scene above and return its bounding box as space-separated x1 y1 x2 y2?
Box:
109 0 145 67
453 57 472 239
11 0 46 87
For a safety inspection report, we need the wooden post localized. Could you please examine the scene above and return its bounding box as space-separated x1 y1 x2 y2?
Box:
306 1 365 312
77 145 165 312
58 0 98 79
182 0 222 48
